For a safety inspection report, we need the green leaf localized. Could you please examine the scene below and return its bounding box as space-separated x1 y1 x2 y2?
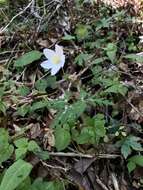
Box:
127 161 136 173
0 145 14 164
35 150 49 160
31 179 64 190
0 128 14 164
77 127 95 144
74 53 93 66
105 83 127 95
14 138 28 148
15 148 27 160
30 100 48 112
121 143 131 159
14 138 29 159
105 43 117 64
51 100 86 128
14 51 42 67
75 24 90 40
129 137 143 151
35 79 48 92
0 0 7 3
17 86 30 96
35 76 56 91
16 177 31 190
55 127 71 151
121 136 143 158
62 35 75 41
129 155 143 167
0 159 32 190
17 104 30 117
124 54 143 63
91 57 108 65
94 114 106 137
0 128 9 147
28 141 40 152
0 101 7 115
0 88 5 98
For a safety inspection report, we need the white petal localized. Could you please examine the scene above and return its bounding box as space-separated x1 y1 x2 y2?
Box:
43 48 55 59
40 60 53 70
51 65 61 75
60 55 65 67
55 44 63 55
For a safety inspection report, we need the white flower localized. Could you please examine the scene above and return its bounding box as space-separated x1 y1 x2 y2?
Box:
139 36 143 43
41 45 65 75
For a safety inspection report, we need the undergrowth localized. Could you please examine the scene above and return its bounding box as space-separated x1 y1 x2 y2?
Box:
0 0 143 189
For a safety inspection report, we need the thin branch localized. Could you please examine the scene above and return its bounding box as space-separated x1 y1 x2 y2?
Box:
111 173 120 190
49 152 120 159
0 0 34 33
96 175 109 190
125 98 143 118
41 161 68 172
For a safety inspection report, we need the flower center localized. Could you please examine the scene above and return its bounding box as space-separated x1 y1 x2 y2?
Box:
51 55 61 64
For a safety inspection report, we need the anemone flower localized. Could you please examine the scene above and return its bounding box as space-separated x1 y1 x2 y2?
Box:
139 36 143 43
41 45 65 75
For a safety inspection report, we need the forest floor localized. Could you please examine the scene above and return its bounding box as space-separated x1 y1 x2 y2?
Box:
0 1 143 190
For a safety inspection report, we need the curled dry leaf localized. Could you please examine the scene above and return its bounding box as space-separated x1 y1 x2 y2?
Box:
43 128 55 150
30 123 41 139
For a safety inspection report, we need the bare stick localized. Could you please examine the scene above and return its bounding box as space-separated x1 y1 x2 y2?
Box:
111 173 120 190
125 98 143 118
0 0 34 33
41 161 68 172
49 152 120 159
96 175 109 190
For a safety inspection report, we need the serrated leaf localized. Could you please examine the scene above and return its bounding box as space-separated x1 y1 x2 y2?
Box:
55 127 71 151
94 114 106 137
14 51 42 67
51 100 86 128
0 159 32 190
129 155 143 167
77 127 95 144
129 140 143 151
127 161 136 173
17 86 30 96
121 143 131 159
0 101 7 115
105 43 117 64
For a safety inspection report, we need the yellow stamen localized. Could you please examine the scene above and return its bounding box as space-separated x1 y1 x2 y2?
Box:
51 55 61 64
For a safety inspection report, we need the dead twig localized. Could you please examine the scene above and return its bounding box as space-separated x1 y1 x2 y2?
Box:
49 152 120 159
0 0 34 33
111 173 120 190
41 161 68 172
125 98 143 118
96 175 109 190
